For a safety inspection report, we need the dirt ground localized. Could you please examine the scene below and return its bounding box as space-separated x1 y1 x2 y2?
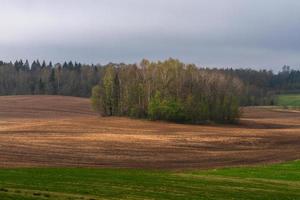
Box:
0 95 300 169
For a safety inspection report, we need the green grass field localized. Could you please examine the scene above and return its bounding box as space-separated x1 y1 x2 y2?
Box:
277 94 300 107
0 161 300 200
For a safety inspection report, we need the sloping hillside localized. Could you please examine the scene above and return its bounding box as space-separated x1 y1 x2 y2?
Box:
0 95 300 169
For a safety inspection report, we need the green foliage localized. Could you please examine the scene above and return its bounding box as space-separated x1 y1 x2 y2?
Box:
91 66 121 116
0 161 300 199
103 66 115 116
162 100 185 122
91 85 104 115
148 92 162 120
148 92 185 122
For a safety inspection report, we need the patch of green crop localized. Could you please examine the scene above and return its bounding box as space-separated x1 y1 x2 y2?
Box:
277 94 300 107
0 161 300 200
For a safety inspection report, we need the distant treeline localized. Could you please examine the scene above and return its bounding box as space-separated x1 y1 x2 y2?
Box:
0 60 100 97
222 65 300 106
0 59 300 122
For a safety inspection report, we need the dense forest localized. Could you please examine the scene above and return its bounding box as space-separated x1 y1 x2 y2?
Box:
0 59 300 123
222 65 300 106
0 60 100 97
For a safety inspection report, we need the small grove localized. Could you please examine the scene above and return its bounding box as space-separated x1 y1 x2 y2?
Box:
91 59 242 123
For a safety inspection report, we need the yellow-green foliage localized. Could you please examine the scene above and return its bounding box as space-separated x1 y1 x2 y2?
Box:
91 58 243 123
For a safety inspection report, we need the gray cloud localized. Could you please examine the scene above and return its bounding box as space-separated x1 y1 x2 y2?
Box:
0 0 300 70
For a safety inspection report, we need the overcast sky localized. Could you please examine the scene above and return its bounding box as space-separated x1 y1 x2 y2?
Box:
0 0 300 70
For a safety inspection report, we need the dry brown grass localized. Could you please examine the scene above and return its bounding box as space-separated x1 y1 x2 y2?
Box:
0 95 300 169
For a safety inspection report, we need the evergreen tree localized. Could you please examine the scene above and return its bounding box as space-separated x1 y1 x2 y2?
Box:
48 69 57 94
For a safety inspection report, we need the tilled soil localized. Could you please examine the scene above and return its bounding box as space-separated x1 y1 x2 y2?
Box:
0 95 300 169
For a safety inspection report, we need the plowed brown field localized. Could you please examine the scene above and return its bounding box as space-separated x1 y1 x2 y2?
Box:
0 95 300 169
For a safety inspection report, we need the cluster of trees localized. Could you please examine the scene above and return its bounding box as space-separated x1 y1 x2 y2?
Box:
91 59 242 123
